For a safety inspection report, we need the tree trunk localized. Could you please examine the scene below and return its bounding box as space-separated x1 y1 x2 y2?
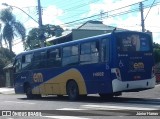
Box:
0 34 2 47
9 40 12 52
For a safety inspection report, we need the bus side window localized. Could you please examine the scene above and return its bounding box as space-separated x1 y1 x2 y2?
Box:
33 51 47 69
48 48 61 67
91 41 99 63
15 58 21 73
80 41 99 65
21 54 32 70
80 42 91 64
62 45 79 66
101 39 109 62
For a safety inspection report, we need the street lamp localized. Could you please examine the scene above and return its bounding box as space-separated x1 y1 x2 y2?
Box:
2 3 38 24
2 3 45 47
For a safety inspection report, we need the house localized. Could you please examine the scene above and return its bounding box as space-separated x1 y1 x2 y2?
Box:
46 20 126 45
3 63 14 87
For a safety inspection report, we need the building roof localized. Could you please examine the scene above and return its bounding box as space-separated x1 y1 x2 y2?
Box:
46 20 126 43
3 63 13 70
77 20 125 31
46 30 71 42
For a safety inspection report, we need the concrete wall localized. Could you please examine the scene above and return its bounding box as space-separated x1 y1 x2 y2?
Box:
72 29 110 40
0 75 5 87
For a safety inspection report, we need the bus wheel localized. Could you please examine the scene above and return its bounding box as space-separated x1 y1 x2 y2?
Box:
67 80 79 101
99 93 113 99
25 86 34 99
25 86 41 99
57 95 63 98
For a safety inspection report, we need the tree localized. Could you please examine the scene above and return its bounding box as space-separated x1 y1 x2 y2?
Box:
0 47 15 75
0 47 15 87
0 8 26 52
43 24 63 38
26 28 41 50
0 24 2 47
25 24 63 50
153 42 160 64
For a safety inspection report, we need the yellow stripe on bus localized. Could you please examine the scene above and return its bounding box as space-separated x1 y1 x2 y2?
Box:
32 68 87 95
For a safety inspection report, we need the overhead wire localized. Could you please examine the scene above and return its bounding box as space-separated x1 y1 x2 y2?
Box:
59 1 144 26
144 0 156 21
2 0 160 47
61 1 160 27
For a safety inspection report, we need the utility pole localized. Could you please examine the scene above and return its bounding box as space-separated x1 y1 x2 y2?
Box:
38 0 45 47
140 2 145 32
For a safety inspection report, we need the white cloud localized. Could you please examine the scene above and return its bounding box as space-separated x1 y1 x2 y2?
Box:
0 0 38 54
83 0 142 18
0 0 37 8
1 0 160 54
42 5 64 25
0 0 38 29
12 41 24 54
86 0 160 43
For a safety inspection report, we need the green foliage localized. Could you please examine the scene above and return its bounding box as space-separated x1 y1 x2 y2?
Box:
0 8 26 52
46 41 53 46
25 24 63 50
0 47 15 75
154 49 160 64
153 42 160 64
25 28 41 50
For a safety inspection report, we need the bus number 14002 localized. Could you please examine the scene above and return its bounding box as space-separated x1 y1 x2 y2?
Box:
93 72 104 77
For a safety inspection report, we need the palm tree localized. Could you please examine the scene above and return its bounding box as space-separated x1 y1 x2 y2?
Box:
0 8 26 52
0 24 2 47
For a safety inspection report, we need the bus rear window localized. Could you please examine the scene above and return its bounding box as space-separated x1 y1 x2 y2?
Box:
117 34 151 52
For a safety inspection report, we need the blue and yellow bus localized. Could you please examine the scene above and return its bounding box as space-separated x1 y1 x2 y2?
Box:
13 31 155 100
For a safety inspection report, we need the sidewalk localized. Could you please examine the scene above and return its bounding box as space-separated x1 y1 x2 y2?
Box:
0 87 15 94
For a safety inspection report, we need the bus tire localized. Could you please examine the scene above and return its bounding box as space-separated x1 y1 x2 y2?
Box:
25 85 41 99
25 85 34 99
99 93 113 99
67 80 79 101
57 95 63 98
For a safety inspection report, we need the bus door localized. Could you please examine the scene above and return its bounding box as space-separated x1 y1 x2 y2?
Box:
98 38 112 93
14 54 33 93
115 33 153 81
14 56 24 93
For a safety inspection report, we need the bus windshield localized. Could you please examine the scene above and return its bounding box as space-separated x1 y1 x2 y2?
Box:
116 33 151 52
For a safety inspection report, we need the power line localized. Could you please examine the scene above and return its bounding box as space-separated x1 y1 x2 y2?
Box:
63 0 100 11
59 1 146 26
144 0 156 21
61 1 160 27
3 0 160 48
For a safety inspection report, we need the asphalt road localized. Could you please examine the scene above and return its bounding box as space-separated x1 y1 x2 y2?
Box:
0 85 160 119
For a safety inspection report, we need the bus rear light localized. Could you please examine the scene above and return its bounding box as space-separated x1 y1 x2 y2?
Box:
116 68 120 77
114 68 121 80
134 76 141 80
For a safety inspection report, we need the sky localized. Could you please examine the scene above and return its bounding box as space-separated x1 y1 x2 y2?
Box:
0 0 160 54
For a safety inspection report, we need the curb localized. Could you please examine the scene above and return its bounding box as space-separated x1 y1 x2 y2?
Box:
0 88 15 94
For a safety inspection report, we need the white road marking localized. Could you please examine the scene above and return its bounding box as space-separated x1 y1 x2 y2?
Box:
56 108 85 110
4 101 35 105
81 104 158 110
44 116 90 119
155 84 160 87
